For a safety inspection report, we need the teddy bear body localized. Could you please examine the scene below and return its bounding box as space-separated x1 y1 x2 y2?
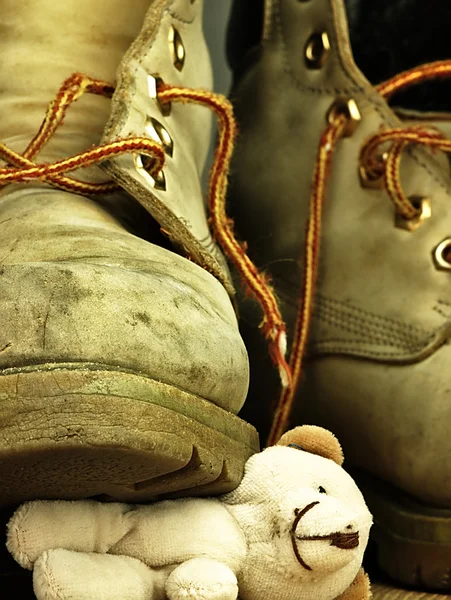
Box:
7 426 373 600
110 498 247 573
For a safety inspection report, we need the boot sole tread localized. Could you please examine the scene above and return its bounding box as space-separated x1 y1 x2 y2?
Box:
0 365 259 506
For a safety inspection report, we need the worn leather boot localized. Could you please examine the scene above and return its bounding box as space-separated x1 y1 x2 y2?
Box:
0 0 259 507
228 0 451 591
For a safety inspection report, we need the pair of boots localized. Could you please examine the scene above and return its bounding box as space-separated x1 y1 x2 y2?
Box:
0 0 450 595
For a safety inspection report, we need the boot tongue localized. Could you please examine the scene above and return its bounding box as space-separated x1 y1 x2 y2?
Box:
346 0 451 111
0 0 150 165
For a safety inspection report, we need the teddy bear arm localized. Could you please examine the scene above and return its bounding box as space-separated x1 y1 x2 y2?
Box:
335 568 371 600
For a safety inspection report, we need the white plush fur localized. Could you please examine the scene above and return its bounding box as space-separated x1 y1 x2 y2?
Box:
7 429 372 600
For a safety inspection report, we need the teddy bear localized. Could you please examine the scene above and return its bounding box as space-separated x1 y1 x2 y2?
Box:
6 426 373 600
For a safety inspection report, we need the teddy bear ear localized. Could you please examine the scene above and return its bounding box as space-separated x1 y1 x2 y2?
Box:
277 425 344 466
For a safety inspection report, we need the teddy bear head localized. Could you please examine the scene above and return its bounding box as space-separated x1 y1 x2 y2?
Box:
221 426 372 600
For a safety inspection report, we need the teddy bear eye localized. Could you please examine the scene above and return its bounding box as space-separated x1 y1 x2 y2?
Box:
318 486 327 494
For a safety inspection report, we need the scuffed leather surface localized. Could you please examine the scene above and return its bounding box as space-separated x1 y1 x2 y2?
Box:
0 188 248 413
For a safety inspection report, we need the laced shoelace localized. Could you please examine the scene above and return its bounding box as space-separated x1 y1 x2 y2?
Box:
267 59 451 446
0 72 292 390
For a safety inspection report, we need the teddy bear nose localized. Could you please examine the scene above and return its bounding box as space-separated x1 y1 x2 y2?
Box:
330 530 360 550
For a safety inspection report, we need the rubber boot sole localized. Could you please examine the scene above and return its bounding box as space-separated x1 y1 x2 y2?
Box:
354 469 451 591
0 364 259 506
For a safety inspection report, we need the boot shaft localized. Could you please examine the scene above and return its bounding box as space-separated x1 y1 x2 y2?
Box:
0 0 150 163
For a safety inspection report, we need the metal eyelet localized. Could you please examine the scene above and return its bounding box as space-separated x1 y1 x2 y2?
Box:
433 238 451 270
169 26 185 72
395 196 432 232
305 32 330 69
134 155 166 191
147 75 171 117
327 97 361 137
145 117 174 157
359 153 388 189
359 166 383 189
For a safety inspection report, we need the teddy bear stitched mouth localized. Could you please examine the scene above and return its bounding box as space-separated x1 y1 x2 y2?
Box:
290 501 360 570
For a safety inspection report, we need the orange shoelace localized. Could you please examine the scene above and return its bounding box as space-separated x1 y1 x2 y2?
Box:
0 72 291 390
267 59 451 446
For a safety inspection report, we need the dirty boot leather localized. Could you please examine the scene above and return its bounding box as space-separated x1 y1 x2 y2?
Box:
228 0 451 590
0 0 258 507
